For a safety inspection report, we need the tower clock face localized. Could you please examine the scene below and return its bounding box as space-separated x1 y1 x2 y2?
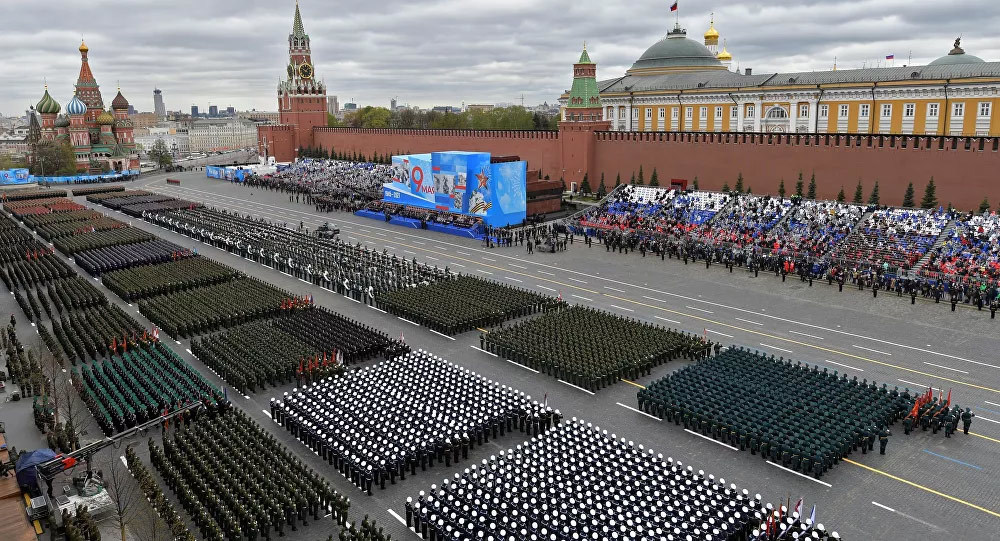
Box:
298 63 313 79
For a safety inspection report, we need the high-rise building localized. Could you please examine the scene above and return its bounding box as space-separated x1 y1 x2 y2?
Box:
226 106 236 116
209 105 219 117
191 105 199 117
327 95 339 115
390 97 397 111
153 88 165 117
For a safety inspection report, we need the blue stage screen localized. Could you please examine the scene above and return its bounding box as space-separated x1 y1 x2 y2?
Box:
383 151 526 227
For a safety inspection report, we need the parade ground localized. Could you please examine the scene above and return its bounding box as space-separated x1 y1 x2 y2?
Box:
4 170 999 540
115 170 1000 539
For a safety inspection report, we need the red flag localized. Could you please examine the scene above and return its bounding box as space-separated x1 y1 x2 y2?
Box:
297 358 303 374
123 333 128 351
946 389 951 407
111 336 117 352
670 1 678 11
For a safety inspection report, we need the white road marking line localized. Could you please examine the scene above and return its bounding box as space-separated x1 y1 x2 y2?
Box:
482 257 497 262
509 263 527 269
262 409 272 419
706 329 734 338
898 379 943 392
923 362 969 374
505 276 523 283
558 379 596 395
368 305 387 314
788 330 824 340
605 286 627 293
457 251 470 256
759 343 793 354
299 278 310 284
506 359 539 373
656 316 681 324
387 509 408 527
643 295 667 303
450 262 466 268
976 416 1000 424
425 256 439 261
243 395 251 400
872 501 896 513
767 461 833 487
434 246 448 251
430 329 456 341
470 345 498 357
568 277 588 284
412 241 425 245
986 401 1000 408
823 359 864 372
571 294 593 302
404 250 416 255
383 246 397 251
685 429 737 450
685 305 714 314
174 340 181 345
344 296 361 304
853 344 892 356
478 269 493 275
608 304 634 312
185 349 192 355
536 285 557 292
538 270 555 276
398 317 420 326
735 317 763 326
617 402 661 421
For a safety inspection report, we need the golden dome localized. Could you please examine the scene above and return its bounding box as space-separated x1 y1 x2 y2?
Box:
79 40 89 53
717 40 732 61
704 14 719 43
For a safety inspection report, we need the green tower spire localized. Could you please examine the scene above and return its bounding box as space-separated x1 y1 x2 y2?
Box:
292 1 307 38
567 43 600 109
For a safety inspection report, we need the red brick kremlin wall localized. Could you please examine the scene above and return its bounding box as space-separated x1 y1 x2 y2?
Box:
592 132 1000 211
310 127 999 211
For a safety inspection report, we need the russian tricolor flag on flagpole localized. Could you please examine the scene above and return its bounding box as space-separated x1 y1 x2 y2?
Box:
670 1 678 11
886 54 894 60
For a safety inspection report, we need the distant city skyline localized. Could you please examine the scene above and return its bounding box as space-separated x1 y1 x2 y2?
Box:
2 0 996 115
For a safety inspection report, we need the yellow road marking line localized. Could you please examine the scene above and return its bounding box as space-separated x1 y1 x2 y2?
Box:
843 458 1000 519
621 379 647 389
476 327 490 333
969 431 1000 444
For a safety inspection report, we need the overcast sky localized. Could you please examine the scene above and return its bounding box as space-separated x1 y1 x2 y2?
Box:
2 0 996 116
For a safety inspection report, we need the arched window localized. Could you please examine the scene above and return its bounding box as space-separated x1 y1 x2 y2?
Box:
766 106 788 119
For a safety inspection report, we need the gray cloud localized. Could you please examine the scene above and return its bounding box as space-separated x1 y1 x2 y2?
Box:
2 0 996 115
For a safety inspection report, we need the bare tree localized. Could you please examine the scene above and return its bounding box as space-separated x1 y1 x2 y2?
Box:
56 375 89 451
105 454 141 541
131 499 173 541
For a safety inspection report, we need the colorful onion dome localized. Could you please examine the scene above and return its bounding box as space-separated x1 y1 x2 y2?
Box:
97 109 114 125
36 86 61 115
111 89 129 110
66 93 87 116
54 114 70 128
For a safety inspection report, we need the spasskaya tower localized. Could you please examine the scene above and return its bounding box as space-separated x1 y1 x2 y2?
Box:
259 1 327 161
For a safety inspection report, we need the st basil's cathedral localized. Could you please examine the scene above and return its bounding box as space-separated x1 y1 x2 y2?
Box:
33 41 139 173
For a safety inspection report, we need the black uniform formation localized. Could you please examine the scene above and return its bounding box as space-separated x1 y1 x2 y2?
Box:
53 225 155 255
481 305 710 391
377 275 560 335
74 238 191 276
102 256 238 301
74 341 220 435
638 348 912 477
191 307 404 394
137 277 292 338
139 205 446 300
406 418 843 540
272 350 559 495
150 409 351 541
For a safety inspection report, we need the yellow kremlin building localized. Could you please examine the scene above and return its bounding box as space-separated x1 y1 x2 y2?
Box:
568 16 1000 136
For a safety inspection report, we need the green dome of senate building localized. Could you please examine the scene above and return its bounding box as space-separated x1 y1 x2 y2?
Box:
630 23 724 72
928 38 985 66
